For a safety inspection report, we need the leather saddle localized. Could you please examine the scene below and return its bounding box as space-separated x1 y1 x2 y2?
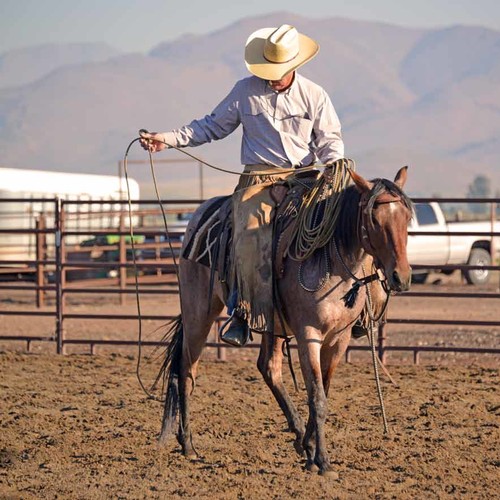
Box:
182 172 329 297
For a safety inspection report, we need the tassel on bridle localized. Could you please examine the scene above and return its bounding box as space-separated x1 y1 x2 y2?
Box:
341 272 380 308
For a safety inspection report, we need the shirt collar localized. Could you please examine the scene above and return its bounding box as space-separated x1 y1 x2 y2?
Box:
265 72 297 95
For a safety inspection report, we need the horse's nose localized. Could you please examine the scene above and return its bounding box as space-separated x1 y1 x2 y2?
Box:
392 270 402 289
392 269 410 292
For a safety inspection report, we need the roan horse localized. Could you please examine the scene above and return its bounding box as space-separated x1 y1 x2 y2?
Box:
158 166 412 476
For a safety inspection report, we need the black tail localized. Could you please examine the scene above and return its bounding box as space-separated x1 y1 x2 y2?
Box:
156 314 183 443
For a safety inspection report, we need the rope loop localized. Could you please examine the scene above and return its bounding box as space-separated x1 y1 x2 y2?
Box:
288 158 354 261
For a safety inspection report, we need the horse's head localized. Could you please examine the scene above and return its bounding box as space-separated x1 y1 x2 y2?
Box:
350 167 413 292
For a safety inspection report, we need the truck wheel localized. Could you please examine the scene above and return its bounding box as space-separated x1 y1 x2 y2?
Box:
463 248 491 285
411 272 429 284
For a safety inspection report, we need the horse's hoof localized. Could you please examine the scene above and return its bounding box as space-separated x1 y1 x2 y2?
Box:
319 468 339 480
182 445 198 460
305 461 320 473
293 438 305 456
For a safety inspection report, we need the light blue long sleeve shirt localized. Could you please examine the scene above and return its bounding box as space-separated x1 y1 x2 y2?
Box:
161 73 344 168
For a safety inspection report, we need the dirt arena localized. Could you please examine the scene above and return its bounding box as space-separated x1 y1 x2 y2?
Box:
0 274 499 498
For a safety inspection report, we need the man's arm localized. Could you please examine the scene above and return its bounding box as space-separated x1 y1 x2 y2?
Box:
312 92 344 164
140 84 242 153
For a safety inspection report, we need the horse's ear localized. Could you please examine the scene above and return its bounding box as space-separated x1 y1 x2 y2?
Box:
394 166 408 189
348 169 373 193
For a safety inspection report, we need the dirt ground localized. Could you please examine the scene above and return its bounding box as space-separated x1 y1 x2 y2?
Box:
0 272 499 498
1 353 498 499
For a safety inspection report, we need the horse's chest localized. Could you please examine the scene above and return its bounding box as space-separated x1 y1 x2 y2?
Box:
281 271 365 333
316 283 365 329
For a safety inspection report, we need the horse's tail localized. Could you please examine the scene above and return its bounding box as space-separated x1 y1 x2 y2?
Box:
157 314 183 444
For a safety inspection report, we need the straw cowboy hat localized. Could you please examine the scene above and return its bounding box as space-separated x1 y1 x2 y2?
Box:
244 24 319 81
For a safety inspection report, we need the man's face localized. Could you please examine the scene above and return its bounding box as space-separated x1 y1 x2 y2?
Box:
268 71 294 92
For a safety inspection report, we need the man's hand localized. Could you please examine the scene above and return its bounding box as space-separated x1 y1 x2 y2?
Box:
139 130 168 153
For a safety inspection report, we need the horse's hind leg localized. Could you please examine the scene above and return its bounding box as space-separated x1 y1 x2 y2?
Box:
168 261 224 459
257 334 305 454
178 308 224 458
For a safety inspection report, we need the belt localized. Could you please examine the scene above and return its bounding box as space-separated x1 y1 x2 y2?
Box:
243 164 293 175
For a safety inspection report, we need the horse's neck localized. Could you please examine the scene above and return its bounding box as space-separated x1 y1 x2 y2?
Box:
332 198 369 277
333 240 367 277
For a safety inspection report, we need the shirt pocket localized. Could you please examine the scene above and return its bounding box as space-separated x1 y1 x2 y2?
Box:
242 100 272 135
280 113 313 141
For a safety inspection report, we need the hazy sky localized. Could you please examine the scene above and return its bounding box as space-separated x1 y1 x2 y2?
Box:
1 0 499 53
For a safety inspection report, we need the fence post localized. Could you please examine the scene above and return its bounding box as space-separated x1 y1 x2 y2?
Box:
119 211 127 305
61 207 67 312
54 198 65 354
36 215 46 308
491 201 497 277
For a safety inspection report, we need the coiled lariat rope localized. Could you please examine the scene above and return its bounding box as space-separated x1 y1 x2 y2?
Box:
288 158 354 262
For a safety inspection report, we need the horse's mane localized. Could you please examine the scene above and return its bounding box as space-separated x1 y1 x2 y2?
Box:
334 178 413 255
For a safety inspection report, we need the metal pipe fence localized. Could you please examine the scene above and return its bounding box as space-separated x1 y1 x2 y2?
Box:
0 196 499 363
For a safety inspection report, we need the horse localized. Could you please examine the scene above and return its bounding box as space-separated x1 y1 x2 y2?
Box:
158 166 413 477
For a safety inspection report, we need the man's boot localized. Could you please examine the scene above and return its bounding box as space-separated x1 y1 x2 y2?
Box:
219 314 251 347
351 319 369 339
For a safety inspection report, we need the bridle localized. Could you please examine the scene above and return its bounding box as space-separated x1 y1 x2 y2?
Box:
358 190 405 261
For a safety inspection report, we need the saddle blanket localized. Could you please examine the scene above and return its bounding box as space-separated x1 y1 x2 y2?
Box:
182 195 232 270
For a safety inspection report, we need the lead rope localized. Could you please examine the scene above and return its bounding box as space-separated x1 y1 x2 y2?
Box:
363 265 390 434
332 239 391 433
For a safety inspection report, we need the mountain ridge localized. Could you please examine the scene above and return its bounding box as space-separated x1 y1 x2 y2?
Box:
0 12 498 197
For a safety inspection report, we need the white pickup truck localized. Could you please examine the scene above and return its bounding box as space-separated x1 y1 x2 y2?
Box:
407 202 500 285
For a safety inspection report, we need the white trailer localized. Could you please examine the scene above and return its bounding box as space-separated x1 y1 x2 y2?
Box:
0 167 140 264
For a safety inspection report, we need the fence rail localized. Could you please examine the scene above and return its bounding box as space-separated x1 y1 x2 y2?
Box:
0 196 499 363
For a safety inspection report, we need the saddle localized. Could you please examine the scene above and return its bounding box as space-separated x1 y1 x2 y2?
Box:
182 171 331 300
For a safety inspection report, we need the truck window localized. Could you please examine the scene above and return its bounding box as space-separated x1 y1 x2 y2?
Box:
415 203 438 225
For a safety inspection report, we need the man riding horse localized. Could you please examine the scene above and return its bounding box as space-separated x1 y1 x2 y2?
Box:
140 23 369 345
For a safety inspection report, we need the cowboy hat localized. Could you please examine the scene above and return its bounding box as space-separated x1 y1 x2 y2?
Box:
244 24 319 81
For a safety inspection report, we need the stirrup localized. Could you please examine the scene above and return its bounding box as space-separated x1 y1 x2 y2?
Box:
219 313 251 347
351 320 369 340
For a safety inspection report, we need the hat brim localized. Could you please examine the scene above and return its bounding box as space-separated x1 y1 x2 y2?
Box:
244 27 319 81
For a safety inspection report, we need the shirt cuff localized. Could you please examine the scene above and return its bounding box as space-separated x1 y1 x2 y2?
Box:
161 132 177 148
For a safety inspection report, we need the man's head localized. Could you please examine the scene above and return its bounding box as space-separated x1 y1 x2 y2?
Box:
244 24 319 81
268 72 295 92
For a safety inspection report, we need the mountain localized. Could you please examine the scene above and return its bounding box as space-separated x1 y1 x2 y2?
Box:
0 42 121 90
0 13 499 197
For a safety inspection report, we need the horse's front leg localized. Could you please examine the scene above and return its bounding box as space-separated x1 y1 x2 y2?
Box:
257 333 305 454
321 330 351 397
297 331 335 476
